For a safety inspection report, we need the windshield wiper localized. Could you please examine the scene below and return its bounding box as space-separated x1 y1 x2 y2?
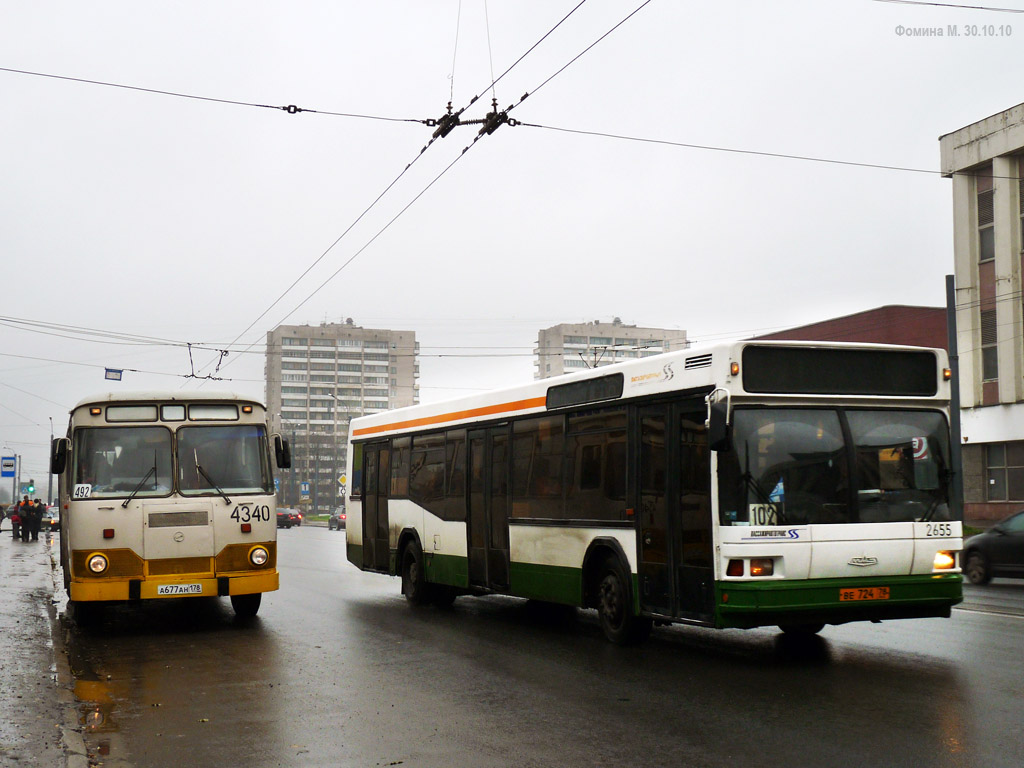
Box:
121 465 156 508
194 451 231 505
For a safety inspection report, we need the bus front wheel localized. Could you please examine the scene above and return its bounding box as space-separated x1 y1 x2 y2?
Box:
231 593 262 618
401 541 431 605
596 558 651 645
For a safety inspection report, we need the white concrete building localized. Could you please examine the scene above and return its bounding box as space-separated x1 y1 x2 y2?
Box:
535 319 688 379
265 320 418 512
940 102 1024 521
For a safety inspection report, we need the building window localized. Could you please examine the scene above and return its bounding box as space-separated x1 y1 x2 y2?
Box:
986 442 1024 500
978 170 995 262
564 335 587 345
981 308 998 381
589 336 612 346
310 339 335 347
282 338 307 346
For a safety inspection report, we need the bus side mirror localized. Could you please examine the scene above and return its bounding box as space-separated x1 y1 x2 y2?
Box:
275 436 291 469
50 438 69 475
707 401 732 453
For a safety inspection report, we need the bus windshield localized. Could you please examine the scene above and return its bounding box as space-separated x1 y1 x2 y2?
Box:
718 408 950 526
177 425 271 496
74 427 174 499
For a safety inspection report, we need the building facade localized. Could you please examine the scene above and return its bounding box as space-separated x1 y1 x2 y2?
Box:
535 319 688 379
753 305 947 350
265 320 418 512
940 102 1024 521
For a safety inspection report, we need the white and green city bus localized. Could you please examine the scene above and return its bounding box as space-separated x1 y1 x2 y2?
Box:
344 341 962 643
50 392 291 623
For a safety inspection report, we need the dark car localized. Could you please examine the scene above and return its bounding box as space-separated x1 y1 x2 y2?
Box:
328 508 346 531
276 508 301 529
963 510 1024 584
41 507 60 532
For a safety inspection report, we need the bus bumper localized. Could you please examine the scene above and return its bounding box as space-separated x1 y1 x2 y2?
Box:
715 573 963 629
69 571 279 602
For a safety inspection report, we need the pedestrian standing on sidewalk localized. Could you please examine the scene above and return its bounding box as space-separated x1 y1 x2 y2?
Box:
18 496 32 541
0 502 5 532
28 498 43 541
10 503 22 540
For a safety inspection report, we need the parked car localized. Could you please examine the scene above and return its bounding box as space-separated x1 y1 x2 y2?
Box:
41 507 60 532
276 508 301 529
328 508 346 530
963 510 1024 584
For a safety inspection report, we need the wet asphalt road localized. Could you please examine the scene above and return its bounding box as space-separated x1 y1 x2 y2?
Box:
62 525 1024 768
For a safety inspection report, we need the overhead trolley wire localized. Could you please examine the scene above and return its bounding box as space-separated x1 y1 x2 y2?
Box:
871 0 1024 12
0 66 427 124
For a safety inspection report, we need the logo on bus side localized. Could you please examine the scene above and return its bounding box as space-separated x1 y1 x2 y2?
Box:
849 556 879 567
630 362 675 387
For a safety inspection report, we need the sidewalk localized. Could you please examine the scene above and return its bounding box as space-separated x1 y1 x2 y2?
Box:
0 527 81 767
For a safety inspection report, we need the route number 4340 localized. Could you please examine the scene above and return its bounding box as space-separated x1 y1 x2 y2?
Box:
230 505 270 523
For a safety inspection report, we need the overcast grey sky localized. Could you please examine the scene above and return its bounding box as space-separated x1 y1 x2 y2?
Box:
1 0 1021 489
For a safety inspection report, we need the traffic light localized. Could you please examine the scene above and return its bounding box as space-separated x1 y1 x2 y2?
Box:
27 479 35 494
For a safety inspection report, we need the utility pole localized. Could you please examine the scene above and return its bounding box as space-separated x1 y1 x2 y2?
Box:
47 417 54 504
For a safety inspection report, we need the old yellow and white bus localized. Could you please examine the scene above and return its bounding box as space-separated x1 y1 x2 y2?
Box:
50 392 291 623
344 341 962 643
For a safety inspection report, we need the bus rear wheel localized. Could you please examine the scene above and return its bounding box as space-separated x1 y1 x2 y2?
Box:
231 593 262 618
596 558 651 645
401 541 431 605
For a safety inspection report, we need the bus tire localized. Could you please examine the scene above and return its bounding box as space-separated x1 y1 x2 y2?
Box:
401 541 431 605
431 585 458 608
596 557 651 645
231 593 261 618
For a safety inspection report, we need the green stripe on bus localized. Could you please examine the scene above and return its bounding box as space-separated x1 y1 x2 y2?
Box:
423 552 469 588
716 573 962 624
509 561 583 605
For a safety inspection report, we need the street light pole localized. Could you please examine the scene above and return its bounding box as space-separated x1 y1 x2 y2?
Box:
47 417 54 504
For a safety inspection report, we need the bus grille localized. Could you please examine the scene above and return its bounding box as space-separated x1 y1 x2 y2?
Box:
685 354 712 369
148 511 208 528
147 557 214 576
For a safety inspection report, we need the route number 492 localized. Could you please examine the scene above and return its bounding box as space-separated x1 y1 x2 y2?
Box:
230 504 270 523
925 522 952 537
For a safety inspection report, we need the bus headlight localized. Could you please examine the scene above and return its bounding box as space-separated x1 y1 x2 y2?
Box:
248 546 269 567
87 554 109 574
750 558 774 577
933 550 956 570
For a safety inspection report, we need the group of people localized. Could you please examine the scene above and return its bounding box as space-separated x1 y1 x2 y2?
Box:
1 496 46 541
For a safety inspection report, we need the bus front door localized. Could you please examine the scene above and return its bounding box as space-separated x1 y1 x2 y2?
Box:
637 403 713 620
362 443 390 573
467 427 510 590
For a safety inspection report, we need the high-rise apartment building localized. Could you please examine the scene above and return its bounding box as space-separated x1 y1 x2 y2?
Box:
940 101 1024 522
535 318 688 379
265 320 418 512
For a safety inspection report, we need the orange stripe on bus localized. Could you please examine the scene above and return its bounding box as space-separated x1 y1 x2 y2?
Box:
352 396 547 436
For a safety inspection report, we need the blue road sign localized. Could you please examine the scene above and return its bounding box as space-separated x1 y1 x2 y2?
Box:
1 456 14 478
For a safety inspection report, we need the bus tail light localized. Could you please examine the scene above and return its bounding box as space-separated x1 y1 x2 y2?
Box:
240 523 252 533
87 554 109 574
248 546 269 567
750 558 774 577
933 550 956 570
943 368 952 381
726 559 744 577
103 529 115 539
